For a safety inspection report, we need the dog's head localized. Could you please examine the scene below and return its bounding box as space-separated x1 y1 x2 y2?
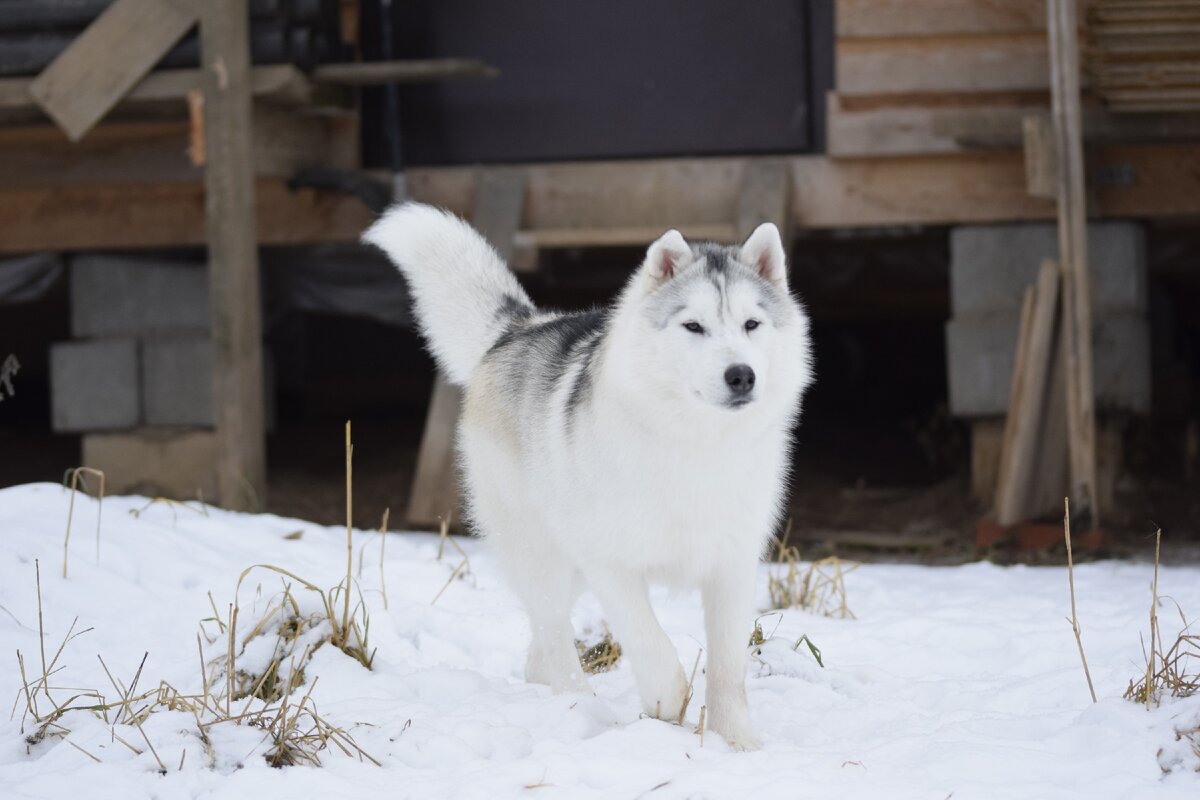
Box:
616 224 813 417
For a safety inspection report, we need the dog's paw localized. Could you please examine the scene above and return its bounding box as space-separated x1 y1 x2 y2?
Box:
641 666 691 723
706 708 762 751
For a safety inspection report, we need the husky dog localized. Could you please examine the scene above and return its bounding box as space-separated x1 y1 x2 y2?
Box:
364 204 813 750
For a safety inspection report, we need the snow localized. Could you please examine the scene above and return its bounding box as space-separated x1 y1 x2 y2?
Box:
1 481 1197 799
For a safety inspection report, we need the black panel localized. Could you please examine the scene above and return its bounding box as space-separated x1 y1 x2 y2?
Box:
364 1 824 167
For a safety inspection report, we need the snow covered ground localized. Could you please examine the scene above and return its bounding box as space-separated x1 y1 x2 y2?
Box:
1 481 1197 799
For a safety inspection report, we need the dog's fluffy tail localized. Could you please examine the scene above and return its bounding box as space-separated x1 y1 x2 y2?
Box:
362 203 534 385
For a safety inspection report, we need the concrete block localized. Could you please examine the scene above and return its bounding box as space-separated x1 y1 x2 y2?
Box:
946 312 1150 416
142 336 214 427
950 222 1146 316
71 254 209 338
83 429 218 500
50 338 140 432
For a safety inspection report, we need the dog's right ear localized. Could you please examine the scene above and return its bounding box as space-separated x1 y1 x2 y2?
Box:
639 229 693 292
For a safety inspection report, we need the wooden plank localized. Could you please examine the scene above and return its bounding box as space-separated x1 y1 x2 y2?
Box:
0 179 375 253
0 110 348 189
312 59 498 85
28 0 198 141
0 64 312 123
404 167 528 529
994 285 1037 519
201 0 266 512
1023 115 1059 199
837 34 1051 96
736 159 792 241
1050 0 1100 523
995 260 1061 525
513 223 737 250
837 0 1049 38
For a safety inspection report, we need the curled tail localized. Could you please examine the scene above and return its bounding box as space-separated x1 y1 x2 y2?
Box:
362 203 534 385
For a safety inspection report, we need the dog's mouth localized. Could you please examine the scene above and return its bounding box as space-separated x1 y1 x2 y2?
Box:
725 397 754 410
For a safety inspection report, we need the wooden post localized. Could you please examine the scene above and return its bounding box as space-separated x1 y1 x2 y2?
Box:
1047 0 1099 524
200 0 266 511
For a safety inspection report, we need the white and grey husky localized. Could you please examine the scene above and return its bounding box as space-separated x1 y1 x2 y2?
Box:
364 203 813 750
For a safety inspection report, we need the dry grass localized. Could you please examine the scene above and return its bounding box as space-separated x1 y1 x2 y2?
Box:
1125 529 1199 706
13 422 385 770
11 558 378 771
1063 498 1098 704
61 467 105 579
768 548 858 619
432 512 475 605
575 627 622 674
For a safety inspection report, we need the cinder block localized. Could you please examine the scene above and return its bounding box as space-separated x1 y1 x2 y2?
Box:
946 312 1150 416
71 255 209 338
83 429 218 500
50 339 140 432
142 336 214 427
950 222 1146 316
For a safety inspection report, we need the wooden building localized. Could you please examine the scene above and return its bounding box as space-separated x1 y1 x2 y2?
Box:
0 1 1196 541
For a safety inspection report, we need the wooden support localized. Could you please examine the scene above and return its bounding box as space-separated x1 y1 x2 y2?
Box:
404 168 528 529
1049 0 1100 524
736 159 792 242
995 260 1061 525
28 0 198 141
1023 114 1059 199
201 0 266 512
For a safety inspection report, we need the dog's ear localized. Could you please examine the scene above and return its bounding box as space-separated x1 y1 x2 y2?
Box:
740 223 788 289
640 229 693 291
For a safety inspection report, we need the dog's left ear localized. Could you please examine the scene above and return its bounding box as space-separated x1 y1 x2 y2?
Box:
740 223 788 289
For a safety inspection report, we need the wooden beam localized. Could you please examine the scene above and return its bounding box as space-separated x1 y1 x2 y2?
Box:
0 179 375 254
736 159 792 242
837 33 1052 96
0 111 352 190
28 0 198 141
1049 0 1100 523
312 59 498 85
201 0 266 512
837 0 1050 38
1023 114 1059 199
0 64 313 124
995 260 1061 525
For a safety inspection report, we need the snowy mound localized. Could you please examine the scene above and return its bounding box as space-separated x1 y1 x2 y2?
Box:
1 483 1198 799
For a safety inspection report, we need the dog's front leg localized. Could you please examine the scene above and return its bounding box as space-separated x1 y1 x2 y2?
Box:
702 558 762 751
585 566 688 721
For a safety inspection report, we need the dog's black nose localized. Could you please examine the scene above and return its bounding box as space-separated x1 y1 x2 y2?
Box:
725 364 755 395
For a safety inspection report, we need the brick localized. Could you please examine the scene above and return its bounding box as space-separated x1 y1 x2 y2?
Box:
71 254 209 338
83 429 217 500
950 222 1146 316
50 338 140 432
946 313 1150 416
142 335 214 427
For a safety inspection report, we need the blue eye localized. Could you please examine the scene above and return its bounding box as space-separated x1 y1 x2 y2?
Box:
683 321 705 334
745 319 760 332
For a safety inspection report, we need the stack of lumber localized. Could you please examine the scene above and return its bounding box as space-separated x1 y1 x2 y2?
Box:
1086 0 1200 112
828 0 1069 157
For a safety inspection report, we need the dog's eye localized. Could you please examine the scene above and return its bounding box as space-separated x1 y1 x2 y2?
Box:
683 321 705 334
744 319 761 332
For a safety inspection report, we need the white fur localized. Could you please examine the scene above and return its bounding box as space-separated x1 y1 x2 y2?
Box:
365 205 814 751
361 204 532 385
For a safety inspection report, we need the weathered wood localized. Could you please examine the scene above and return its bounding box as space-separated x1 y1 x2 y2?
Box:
0 64 312 123
1049 0 1100 523
0 179 375 253
0 110 350 189
512 223 738 250
1023 114 1059 199
28 0 198 141
201 0 266 512
995 260 1061 525
837 34 1052 96
837 0 1050 38
736 159 792 242
312 59 498 85
404 167 528 529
